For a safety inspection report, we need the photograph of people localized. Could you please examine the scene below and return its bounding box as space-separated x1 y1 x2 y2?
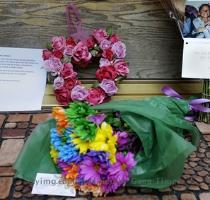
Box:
183 1 210 38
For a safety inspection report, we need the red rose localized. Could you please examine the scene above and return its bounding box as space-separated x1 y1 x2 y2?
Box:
42 50 52 60
66 37 76 46
64 78 80 90
61 63 77 79
52 50 63 59
110 34 119 44
86 87 106 105
54 87 71 106
102 48 113 61
85 36 95 49
96 66 117 82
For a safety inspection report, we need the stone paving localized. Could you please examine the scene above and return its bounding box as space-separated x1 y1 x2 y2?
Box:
0 110 210 200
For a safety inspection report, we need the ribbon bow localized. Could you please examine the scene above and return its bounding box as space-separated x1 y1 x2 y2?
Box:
66 3 90 41
162 85 210 121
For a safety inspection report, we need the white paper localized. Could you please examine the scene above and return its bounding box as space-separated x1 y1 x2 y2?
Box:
0 47 46 111
182 38 210 78
32 173 76 197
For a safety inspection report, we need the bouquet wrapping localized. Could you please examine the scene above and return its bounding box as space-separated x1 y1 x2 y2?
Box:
14 96 200 196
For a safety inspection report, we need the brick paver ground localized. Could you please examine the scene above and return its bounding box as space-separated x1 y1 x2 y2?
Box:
0 109 210 200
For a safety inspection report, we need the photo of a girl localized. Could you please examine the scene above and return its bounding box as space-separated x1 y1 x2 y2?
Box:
183 1 210 38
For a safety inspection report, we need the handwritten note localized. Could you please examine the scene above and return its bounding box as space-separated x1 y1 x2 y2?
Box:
182 39 210 78
0 47 46 111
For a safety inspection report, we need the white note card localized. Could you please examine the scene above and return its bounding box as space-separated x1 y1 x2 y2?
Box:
32 173 76 197
0 47 46 111
182 39 210 79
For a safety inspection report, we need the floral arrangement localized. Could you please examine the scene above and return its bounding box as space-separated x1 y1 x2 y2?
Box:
42 28 129 106
49 102 138 196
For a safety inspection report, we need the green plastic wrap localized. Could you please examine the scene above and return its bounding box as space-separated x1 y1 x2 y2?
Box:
14 119 59 182
14 97 200 189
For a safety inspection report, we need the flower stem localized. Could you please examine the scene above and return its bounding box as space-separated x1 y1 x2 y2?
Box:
198 79 210 123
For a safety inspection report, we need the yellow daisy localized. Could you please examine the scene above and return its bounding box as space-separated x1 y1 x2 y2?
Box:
71 133 90 154
90 122 117 163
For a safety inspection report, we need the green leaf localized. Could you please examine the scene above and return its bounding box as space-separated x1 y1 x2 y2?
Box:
46 42 53 51
90 49 98 57
115 76 125 83
106 27 113 36
94 45 100 51
62 56 71 63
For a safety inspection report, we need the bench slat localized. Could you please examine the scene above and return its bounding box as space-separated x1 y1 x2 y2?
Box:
43 80 203 106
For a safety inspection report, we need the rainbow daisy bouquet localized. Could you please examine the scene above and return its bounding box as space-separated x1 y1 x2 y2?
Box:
50 102 138 196
14 92 205 197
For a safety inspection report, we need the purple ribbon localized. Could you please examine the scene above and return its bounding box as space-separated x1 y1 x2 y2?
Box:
66 3 90 41
161 85 210 113
161 85 183 99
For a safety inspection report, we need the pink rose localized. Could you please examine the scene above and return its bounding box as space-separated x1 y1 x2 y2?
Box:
99 58 111 67
55 87 71 106
111 41 126 58
61 63 77 79
71 85 88 101
114 60 129 76
99 39 112 50
86 87 106 105
93 29 108 43
72 41 92 64
99 79 118 96
52 36 66 51
53 77 64 90
44 57 63 74
42 50 52 60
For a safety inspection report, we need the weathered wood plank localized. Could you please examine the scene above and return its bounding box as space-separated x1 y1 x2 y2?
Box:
0 0 183 79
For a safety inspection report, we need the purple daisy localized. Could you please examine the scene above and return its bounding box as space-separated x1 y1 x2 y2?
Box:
116 131 130 151
78 151 110 185
86 113 106 125
102 152 136 193
58 160 69 177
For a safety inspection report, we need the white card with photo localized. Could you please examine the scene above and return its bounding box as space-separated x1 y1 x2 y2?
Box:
182 38 210 78
181 1 210 78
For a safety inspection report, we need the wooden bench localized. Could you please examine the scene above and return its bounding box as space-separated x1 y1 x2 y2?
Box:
43 80 202 106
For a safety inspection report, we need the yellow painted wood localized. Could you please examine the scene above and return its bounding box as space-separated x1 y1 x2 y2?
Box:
42 80 203 106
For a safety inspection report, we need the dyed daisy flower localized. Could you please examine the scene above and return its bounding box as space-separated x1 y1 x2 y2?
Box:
58 144 81 163
78 151 110 185
58 161 79 181
89 122 117 163
103 152 136 192
50 146 59 163
52 107 69 133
